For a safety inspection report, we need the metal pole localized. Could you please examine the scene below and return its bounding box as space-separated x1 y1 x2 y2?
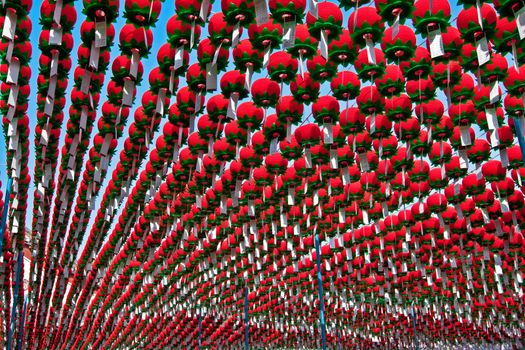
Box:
512 117 525 166
244 286 249 350
411 308 420 350
198 312 202 350
16 297 27 350
7 251 23 350
0 177 13 255
314 232 327 350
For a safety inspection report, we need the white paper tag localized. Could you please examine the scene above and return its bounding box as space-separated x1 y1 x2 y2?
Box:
516 7 525 40
53 0 63 24
226 94 239 119
130 50 140 79
428 29 445 58
500 148 509 167
365 39 376 64
459 126 472 146
100 134 113 156
359 153 370 172
49 27 63 45
7 59 20 85
47 76 57 99
44 96 54 116
80 106 88 130
156 88 166 115
232 22 241 48
323 124 333 144
245 65 253 91
95 19 107 48
2 9 16 41
305 148 312 168
309 0 318 18
254 0 269 25
489 80 499 104
392 14 400 38
5 40 13 64
320 30 329 60
122 79 135 106
40 125 50 146
476 36 491 66
206 63 217 91
458 149 468 169
490 130 500 147
329 149 338 169
282 21 296 50
89 43 100 70
80 70 92 93
8 85 18 107
174 46 184 70
7 119 16 137
287 187 295 206
263 46 271 69
199 0 210 21
342 167 350 185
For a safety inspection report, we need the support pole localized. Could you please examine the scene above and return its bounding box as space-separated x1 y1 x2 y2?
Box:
244 286 249 350
411 308 420 350
314 232 327 350
0 177 13 255
7 250 23 350
512 117 525 166
198 312 202 350
16 297 27 350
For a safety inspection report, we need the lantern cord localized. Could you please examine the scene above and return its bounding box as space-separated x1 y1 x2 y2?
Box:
7 250 23 350
0 177 13 255
314 231 327 350
244 285 249 350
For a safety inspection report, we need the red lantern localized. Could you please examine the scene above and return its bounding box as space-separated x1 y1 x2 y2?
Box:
412 0 451 37
312 96 339 126
354 47 386 81
268 0 307 22
119 23 153 56
306 52 337 83
197 38 230 71
374 65 406 95
276 96 304 132
221 0 255 26
290 73 320 104
385 94 412 122
348 6 385 47
305 1 343 40
330 71 360 101
233 39 264 73
328 29 358 66
124 0 162 26
248 18 283 50
288 24 318 60
456 3 497 43
267 51 298 83
356 86 385 115
381 25 417 62
236 102 264 133
251 78 281 108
